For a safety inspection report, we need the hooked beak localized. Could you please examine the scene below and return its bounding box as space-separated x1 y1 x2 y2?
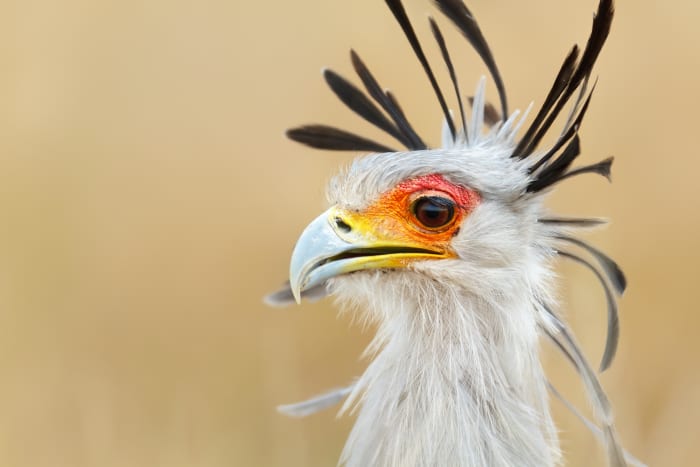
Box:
289 206 451 303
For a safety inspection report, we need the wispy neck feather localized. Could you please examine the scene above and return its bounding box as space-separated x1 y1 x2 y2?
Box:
333 269 560 467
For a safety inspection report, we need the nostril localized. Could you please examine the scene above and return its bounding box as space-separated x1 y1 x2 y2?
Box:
335 217 352 233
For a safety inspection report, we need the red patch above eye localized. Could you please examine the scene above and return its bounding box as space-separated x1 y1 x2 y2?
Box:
395 174 480 210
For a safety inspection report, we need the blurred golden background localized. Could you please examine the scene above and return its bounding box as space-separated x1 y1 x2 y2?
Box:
1 0 698 465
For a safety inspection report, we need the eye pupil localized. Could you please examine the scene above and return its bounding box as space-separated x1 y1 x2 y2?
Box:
412 196 455 229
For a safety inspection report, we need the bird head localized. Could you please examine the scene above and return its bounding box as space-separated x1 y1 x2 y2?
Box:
289 136 539 310
282 0 617 319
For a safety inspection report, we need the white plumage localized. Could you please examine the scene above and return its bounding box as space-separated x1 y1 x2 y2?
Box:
329 108 556 466
267 0 642 465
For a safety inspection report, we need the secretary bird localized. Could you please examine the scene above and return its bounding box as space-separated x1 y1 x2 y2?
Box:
266 0 642 465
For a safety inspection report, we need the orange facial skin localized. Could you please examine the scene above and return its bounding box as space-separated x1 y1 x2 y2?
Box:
333 174 481 265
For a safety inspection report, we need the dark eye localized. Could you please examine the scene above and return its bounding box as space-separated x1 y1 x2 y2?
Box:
411 196 456 229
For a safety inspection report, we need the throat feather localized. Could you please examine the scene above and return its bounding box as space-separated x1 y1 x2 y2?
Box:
335 274 560 467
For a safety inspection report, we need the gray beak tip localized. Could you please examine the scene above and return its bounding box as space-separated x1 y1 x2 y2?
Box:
291 286 302 305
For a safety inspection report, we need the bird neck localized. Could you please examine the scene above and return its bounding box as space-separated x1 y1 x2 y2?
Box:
337 273 560 467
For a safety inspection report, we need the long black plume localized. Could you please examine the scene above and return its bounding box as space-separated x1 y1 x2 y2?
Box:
527 134 581 192
529 78 598 178
527 81 596 175
556 235 626 294
557 249 619 372
286 125 397 153
538 217 607 227
384 90 414 135
323 69 410 148
513 0 614 159
434 0 508 120
386 0 456 140
350 50 427 150
428 17 467 139
555 157 614 184
512 45 579 159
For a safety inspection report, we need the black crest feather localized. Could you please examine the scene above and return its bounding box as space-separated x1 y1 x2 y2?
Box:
527 134 582 192
350 50 427 150
538 217 608 228
433 0 508 120
514 0 614 162
557 235 627 294
557 250 619 372
286 125 397 153
512 45 579 159
528 79 596 175
323 69 410 148
557 157 614 182
385 0 456 141
429 17 467 138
